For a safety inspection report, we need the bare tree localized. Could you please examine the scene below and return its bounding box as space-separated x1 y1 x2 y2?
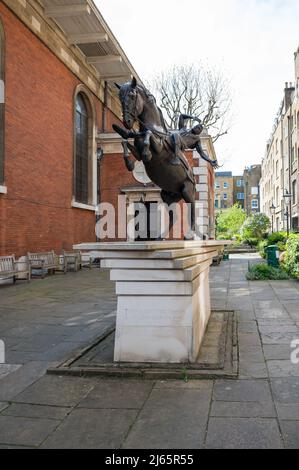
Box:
148 64 232 143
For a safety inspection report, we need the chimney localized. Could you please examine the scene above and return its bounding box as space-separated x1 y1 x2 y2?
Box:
284 81 294 110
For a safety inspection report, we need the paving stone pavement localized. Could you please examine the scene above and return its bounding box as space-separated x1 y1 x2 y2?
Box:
0 255 299 448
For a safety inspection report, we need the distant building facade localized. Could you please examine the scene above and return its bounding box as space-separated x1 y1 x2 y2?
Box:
214 172 234 209
233 175 245 209
260 48 299 232
215 166 261 215
243 165 262 216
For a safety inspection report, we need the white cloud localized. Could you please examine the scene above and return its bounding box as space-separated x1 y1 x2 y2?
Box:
96 0 299 174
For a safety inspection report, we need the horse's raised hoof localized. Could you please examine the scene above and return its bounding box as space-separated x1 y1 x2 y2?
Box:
170 157 181 166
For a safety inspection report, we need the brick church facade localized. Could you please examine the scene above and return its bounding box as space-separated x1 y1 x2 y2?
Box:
0 0 215 258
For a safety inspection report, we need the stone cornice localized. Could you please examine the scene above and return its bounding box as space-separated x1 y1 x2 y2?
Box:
2 0 124 120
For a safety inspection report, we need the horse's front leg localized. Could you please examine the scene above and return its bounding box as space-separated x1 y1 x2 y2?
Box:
141 130 153 163
121 140 135 172
113 124 137 140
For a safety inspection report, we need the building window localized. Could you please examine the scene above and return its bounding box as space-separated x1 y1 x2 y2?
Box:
252 200 259 209
215 199 219 209
292 180 297 205
215 182 220 189
74 89 96 205
0 18 5 185
236 180 243 187
251 187 258 195
223 193 228 200
237 193 244 200
223 182 228 189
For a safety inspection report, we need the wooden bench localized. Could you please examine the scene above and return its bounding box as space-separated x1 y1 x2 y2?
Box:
0 255 31 283
63 251 92 272
63 251 81 272
27 251 65 278
212 246 224 266
79 251 92 270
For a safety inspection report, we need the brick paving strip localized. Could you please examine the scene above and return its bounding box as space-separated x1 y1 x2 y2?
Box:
0 254 299 448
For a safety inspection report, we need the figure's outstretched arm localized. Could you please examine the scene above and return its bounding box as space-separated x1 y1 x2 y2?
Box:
178 114 202 130
195 141 218 168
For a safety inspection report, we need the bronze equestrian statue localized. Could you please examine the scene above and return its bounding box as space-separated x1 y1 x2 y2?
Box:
112 77 218 240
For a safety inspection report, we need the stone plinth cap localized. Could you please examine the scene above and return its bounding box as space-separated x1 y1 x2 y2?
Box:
74 240 232 251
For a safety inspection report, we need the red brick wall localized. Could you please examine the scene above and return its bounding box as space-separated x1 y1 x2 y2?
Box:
0 4 120 257
0 4 215 254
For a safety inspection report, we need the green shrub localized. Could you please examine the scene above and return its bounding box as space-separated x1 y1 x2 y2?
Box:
217 233 231 241
243 237 259 247
277 241 286 252
258 240 268 258
246 263 289 281
240 213 270 241
216 205 246 239
283 234 299 280
267 231 288 246
258 231 288 258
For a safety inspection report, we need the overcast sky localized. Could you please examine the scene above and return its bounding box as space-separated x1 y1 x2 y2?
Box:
96 0 299 175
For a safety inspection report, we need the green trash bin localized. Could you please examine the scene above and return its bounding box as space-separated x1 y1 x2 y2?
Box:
265 245 280 268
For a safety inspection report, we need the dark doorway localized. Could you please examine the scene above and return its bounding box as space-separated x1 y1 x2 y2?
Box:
134 202 160 241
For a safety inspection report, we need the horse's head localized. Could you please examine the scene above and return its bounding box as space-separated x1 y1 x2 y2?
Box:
115 77 144 129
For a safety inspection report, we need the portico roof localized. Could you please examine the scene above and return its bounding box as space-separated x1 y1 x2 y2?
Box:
40 0 141 83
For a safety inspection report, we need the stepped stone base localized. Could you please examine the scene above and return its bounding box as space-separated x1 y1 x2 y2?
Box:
74 241 228 364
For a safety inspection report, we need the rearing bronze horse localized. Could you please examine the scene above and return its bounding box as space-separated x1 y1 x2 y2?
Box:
113 77 218 240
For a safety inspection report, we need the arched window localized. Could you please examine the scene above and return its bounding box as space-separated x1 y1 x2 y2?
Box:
75 93 89 204
73 86 97 207
0 18 5 185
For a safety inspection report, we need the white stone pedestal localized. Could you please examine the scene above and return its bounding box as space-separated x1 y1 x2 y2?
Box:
74 241 228 364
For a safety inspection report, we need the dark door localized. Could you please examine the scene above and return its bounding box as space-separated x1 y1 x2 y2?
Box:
134 202 159 241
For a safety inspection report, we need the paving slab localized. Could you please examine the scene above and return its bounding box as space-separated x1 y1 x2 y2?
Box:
263 344 293 361
0 402 8 412
1 403 71 420
0 361 56 402
123 388 211 449
267 360 299 378
78 379 153 409
205 418 283 449
261 331 299 345
41 408 138 449
0 364 22 380
280 420 299 448
154 380 213 390
13 375 97 407
238 322 259 334
239 361 268 379
271 377 299 403
213 380 272 402
276 403 299 420
0 415 59 447
210 401 276 418
239 347 265 363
